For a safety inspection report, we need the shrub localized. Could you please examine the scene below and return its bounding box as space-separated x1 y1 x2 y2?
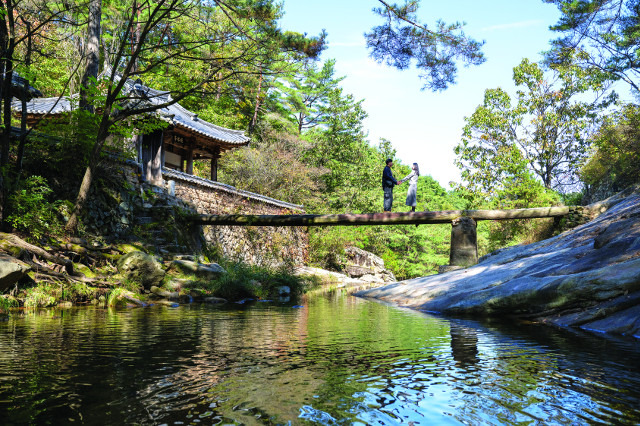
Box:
0 295 19 311
203 260 313 301
7 176 64 241
23 283 58 308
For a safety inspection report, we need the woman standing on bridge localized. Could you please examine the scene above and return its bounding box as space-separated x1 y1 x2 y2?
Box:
398 163 420 212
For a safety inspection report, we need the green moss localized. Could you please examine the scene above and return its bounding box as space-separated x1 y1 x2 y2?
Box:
117 243 147 254
0 240 23 257
73 263 96 278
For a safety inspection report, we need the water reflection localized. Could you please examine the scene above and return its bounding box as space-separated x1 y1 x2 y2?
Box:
449 322 479 368
0 294 639 425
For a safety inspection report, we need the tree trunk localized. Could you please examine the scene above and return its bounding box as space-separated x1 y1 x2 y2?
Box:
298 112 304 134
65 121 110 234
130 1 140 73
0 0 15 225
0 232 73 272
15 20 32 181
79 0 101 112
249 67 263 134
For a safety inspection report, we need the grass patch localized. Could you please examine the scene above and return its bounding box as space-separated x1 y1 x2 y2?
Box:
166 259 319 301
0 295 19 311
23 283 59 308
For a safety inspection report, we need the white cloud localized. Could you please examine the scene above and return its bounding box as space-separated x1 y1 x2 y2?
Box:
482 20 544 32
329 41 366 47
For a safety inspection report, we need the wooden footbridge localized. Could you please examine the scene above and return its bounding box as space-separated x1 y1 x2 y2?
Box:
191 206 581 268
192 206 572 227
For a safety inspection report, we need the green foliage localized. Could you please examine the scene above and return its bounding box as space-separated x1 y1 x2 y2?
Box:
0 296 18 311
303 88 383 213
62 282 96 303
7 176 64 240
277 59 345 133
581 103 640 191
456 58 611 197
545 0 640 91
560 192 583 206
218 122 323 205
20 279 99 308
365 0 485 91
308 228 350 271
107 288 138 308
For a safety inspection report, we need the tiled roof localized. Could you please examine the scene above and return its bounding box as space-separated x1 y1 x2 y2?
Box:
10 73 43 100
115 157 303 211
161 167 304 211
11 95 74 114
12 72 250 146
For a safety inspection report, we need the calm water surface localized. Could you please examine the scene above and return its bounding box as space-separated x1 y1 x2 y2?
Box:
1 291 640 425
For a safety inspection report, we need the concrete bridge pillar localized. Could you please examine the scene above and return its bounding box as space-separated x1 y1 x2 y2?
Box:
449 216 478 267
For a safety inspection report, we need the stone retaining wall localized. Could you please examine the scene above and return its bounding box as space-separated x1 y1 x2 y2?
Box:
158 167 309 267
560 206 591 229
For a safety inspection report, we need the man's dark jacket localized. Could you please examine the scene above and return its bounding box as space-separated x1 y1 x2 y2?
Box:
382 165 397 188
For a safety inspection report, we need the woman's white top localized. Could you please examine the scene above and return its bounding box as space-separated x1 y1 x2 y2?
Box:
401 170 418 185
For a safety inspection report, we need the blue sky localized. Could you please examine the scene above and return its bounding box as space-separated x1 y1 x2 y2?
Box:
278 0 563 187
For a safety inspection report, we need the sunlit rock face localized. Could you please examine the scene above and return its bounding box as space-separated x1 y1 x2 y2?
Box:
356 185 640 339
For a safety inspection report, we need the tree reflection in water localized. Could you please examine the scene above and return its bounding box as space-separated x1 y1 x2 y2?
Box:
0 293 639 425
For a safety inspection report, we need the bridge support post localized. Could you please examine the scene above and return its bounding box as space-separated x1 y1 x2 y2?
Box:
449 216 478 267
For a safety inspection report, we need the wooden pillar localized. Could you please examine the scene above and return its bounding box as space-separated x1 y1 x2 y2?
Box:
449 216 477 267
186 138 194 175
160 130 166 169
211 146 220 182
141 130 163 184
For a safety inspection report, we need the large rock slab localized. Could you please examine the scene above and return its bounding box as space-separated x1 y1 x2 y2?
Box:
294 265 386 288
356 186 640 339
117 251 165 289
0 254 30 291
343 246 396 283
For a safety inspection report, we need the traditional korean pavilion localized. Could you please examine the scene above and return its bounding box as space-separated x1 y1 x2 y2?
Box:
12 74 250 184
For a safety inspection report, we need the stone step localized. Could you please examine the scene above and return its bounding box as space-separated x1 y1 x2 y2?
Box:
136 216 154 225
158 244 188 253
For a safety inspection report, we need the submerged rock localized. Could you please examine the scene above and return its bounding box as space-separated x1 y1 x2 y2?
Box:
168 260 225 280
356 186 640 339
149 286 180 300
203 296 227 304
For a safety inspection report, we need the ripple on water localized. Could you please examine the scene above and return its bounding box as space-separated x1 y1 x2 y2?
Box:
1 296 640 424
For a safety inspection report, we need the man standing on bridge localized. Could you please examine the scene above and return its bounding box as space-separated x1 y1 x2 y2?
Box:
382 158 398 211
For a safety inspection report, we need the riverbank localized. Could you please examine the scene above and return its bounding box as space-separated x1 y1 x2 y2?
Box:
356 185 640 339
0 235 317 310
0 235 390 310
